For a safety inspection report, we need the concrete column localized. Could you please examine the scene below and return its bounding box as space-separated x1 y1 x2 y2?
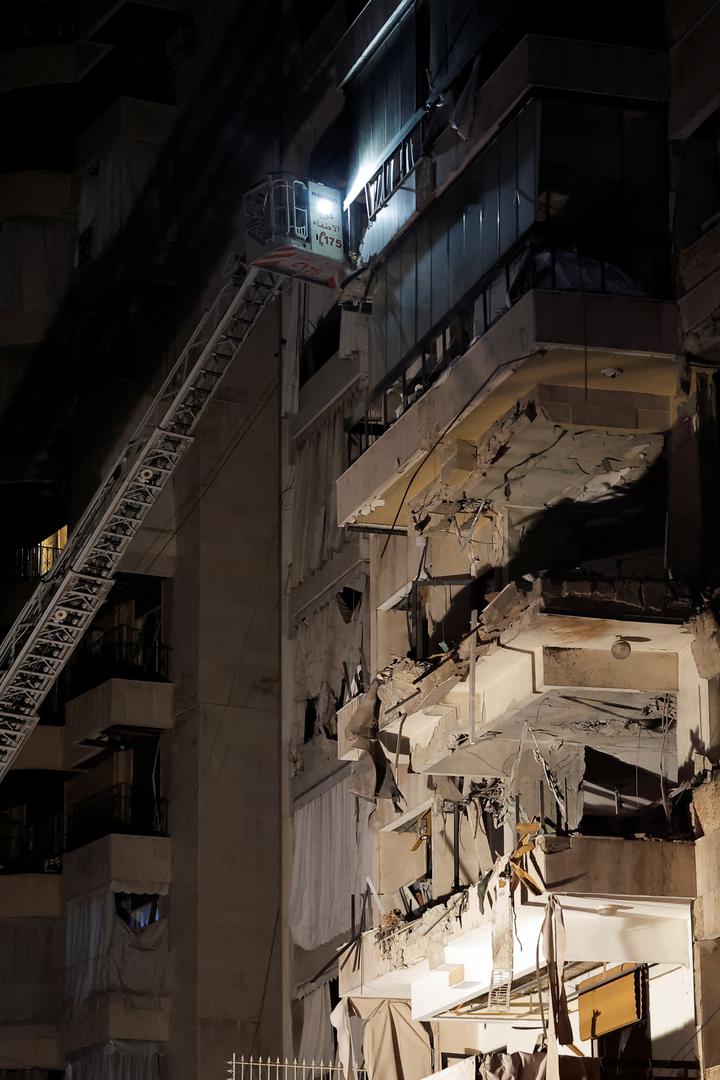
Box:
169 319 282 1080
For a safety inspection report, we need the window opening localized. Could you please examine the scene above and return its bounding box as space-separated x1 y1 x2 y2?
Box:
115 891 165 930
304 698 318 744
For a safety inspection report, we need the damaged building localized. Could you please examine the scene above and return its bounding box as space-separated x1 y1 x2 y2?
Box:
3 1 720 1080
281 1 720 1080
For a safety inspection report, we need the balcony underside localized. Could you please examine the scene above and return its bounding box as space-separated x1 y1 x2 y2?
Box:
336 289 678 530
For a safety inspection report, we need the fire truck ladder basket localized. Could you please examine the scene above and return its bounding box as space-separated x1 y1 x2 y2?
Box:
0 264 279 781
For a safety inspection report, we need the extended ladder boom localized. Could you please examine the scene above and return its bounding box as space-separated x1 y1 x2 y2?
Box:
0 264 278 779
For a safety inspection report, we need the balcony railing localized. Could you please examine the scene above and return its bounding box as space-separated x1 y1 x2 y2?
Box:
39 625 171 723
66 783 169 852
71 625 170 690
0 812 64 874
227 1058 366 1080
3 545 64 582
226 1057 697 1080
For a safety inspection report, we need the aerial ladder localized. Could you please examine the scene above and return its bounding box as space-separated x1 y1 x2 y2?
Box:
0 261 280 781
0 169 347 783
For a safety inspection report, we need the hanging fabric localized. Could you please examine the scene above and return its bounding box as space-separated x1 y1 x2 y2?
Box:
298 983 334 1065
289 779 373 951
332 997 432 1080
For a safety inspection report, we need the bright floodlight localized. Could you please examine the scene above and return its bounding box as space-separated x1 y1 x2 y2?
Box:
316 197 334 215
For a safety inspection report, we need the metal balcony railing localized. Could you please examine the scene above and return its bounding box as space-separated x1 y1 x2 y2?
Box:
226 1057 698 1080
3 545 64 582
66 783 168 852
72 625 170 689
227 1058 366 1080
39 625 171 722
0 812 64 874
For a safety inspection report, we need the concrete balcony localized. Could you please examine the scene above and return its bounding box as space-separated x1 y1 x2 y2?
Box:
64 996 169 1056
340 877 693 1022
63 831 172 899
337 288 678 529
66 677 173 767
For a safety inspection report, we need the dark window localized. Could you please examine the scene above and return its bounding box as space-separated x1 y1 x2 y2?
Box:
304 699 318 744
115 891 165 930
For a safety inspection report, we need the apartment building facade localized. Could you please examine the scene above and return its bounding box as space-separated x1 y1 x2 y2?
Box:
281 2 720 1080
4 1 720 1080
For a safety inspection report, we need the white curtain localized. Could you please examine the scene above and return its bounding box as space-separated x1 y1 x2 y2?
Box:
65 892 112 1013
289 779 373 951
0 218 74 310
298 984 334 1065
65 1040 164 1080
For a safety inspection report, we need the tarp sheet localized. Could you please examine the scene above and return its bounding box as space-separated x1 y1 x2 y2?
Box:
332 998 432 1080
65 892 169 1016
